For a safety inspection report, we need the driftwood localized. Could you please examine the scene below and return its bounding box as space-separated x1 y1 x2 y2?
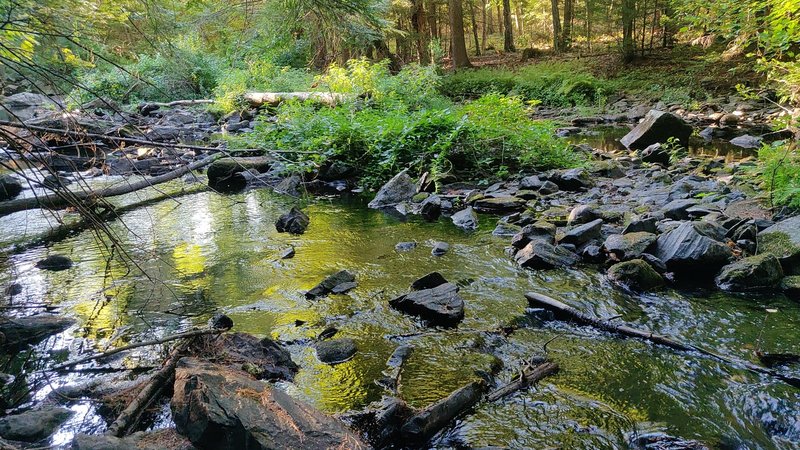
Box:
48 328 222 371
487 361 559 402
0 153 222 218
400 380 487 443
243 92 347 107
525 291 800 389
140 99 215 108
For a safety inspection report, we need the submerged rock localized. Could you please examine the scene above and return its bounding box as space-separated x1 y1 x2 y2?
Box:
368 169 416 209
395 241 417 252
315 338 358 364
758 215 800 274
171 358 366 450
0 407 72 442
607 259 665 292
306 270 356 299
0 175 22 201
715 254 784 291
431 241 450 256
620 110 692 150
655 222 733 275
451 206 479 231
0 315 74 350
390 275 464 327
275 207 310 234
207 156 272 190
35 254 73 271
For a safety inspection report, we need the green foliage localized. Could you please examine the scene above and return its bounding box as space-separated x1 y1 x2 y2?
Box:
213 62 315 112
759 141 800 208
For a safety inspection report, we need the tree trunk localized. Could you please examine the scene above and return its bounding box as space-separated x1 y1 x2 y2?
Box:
551 0 561 52
497 4 503 36
515 2 524 34
428 0 439 40
502 0 515 52
449 0 472 67
412 0 431 64
469 0 481 56
561 0 574 50
621 0 636 62
586 0 592 52
481 0 488 48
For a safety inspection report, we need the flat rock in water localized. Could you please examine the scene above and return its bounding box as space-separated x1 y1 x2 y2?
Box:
395 241 417 252
559 218 603 247
306 270 356 299
280 246 295 259
729 134 762 149
757 215 800 274
451 206 479 231
275 207 310 234
655 222 733 274
0 315 75 350
410 272 449 291
620 110 692 150
315 338 358 364
472 196 525 213
431 241 450 256
194 332 298 381
515 241 580 269
35 254 73 271
0 407 72 442
368 169 416 209
715 253 784 292
171 358 367 450
390 282 465 327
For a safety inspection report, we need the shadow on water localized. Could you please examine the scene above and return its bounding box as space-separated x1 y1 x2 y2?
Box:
0 184 798 448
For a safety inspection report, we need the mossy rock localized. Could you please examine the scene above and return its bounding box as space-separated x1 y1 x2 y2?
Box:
715 253 784 292
607 259 665 292
758 215 800 275
779 275 800 300
207 156 274 188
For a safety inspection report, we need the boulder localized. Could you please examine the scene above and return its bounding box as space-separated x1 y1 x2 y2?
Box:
0 175 22 201
1 92 60 121
538 180 560 195
207 156 272 189
558 218 603 247
431 241 450 256
567 205 600 226
519 175 543 190
275 207 309 234
451 206 479 231
715 254 784 291
655 222 733 274
511 221 557 249
35 254 73 271
419 194 442 221
0 315 74 350
729 134 762 149
410 272 449 291
315 338 358 364
306 270 356 299
607 259 665 291
620 110 692 150
72 429 195 450
515 241 580 269
551 168 592 191
603 232 657 260
389 277 464 327
780 276 800 300
623 217 657 234
368 169 416 209
171 358 367 450
0 407 72 442
639 143 670 165
395 242 417 252
194 332 298 381
758 215 800 274
660 199 699 220
472 196 525 213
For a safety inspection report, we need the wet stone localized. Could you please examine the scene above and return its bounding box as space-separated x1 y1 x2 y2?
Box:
0 407 73 442
390 278 465 327
395 242 417 252
431 241 450 256
315 338 358 364
35 254 73 271
275 207 310 234
306 270 357 299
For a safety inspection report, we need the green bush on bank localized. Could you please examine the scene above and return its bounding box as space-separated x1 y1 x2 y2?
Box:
759 141 800 208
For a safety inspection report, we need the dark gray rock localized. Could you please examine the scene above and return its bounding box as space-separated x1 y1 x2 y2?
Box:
410 272 448 291
451 207 478 231
275 207 309 234
639 143 670 165
0 407 72 442
715 254 784 291
567 205 600 226
35 254 73 271
655 222 734 274
318 161 356 181
607 259 665 291
389 282 465 327
395 242 417 252
171 358 366 449
515 241 580 269
197 332 298 381
431 241 450 256
472 196 525 213
306 270 356 299
559 218 603 247
274 175 302 196
209 314 234 330
280 246 295 259
0 175 22 201
729 134 762 149
538 180 560 195
552 168 593 191
368 169 416 209
315 338 358 364
420 194 442 221
660 199 699 220
207 156 272 189
581 244 605 263
519 175 543 190
492 222 521 237
511 221 557 249
604 232 657 260
620 110 692 150
623 217 658 234
0 315 74 350
780 275 800 299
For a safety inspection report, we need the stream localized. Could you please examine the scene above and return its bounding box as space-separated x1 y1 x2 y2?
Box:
1 130 799 449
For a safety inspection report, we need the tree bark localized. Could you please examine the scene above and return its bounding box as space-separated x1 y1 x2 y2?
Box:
502 0 515 52
622 0 636 62
400 380 486 442
481 0 488 49
449 0 472 68
487 361 559 402
412 0 431 64
469 0 482 56
561 0 574 50
551 0 561 52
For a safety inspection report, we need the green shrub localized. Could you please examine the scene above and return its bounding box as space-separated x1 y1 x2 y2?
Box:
438 68 516 100
759 141 800 208
213 61 315 112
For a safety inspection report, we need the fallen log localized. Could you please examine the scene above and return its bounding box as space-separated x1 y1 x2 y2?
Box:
0 153 222 218
244 92 347 107
400 380 487 443
487 361 559 402
139 99 214 108
525 291 800 389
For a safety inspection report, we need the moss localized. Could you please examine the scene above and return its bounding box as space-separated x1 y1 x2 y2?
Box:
607 259 665 292
759 232 800 260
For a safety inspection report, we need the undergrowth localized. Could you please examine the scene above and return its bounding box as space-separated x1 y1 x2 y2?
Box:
759 140 800 209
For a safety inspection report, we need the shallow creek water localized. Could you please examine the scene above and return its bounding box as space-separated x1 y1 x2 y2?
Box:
1 154 799 449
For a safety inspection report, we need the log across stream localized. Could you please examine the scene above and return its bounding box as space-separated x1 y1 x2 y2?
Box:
1 187 799 448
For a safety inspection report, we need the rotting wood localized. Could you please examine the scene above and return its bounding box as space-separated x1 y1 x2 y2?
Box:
525 291 800 389
243 92 347 107
487 361 559 402
400 380 487 443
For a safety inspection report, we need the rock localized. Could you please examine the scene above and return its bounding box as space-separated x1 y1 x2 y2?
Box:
207 156 272 189
757 215 800 274
315 338 358 364
0 315 74 350
171 358 366 449
431 241 450 256
655 222 734 274
420 194 442 221
35 254 73 271
604 232 657 260
559 218 603 247
719 113 739 126
0 175 22 201
538 180 560 195
368 169 416 209
274 175 302 196
715 254 784 291
639 143 670 165
280 246 295 259
607 259 665 291
306 270 356 299
395 242 417 252
389 279 464 327
519 175 543 190
660 199 699 220
631 432 709 450
208 314 234 330
72 429 196 450
729 134 762 149
4 283 22 297
318 161 356 181
515 241 580 269
780 276 800 299
275 207 309 234
1 92 60 121
620 110 692 150
492 222 521 237
567 205 600 226
410 272 449 291
472 196 525 213
0 407 72 442
451 206 479 231
623 217 657 234
196 332 298 381
511 221 557 249
551 168 592 191
581 244 605 263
